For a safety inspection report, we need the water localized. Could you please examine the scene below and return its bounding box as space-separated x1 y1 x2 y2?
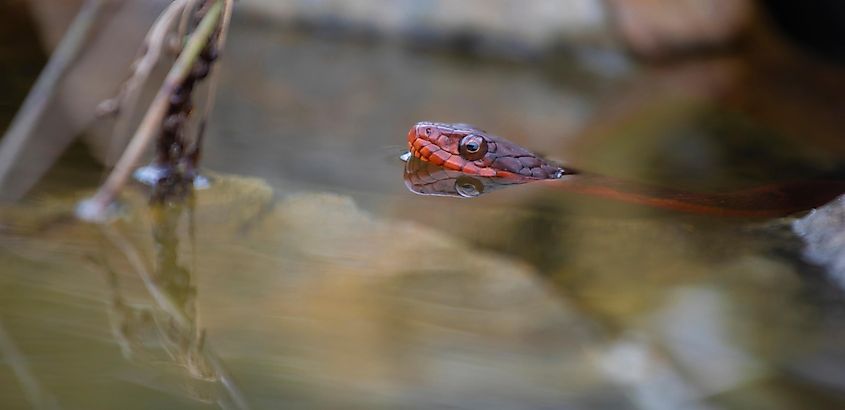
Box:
2 8 845 410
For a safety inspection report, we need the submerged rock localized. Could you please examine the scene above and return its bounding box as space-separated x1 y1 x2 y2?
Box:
0 174 613 408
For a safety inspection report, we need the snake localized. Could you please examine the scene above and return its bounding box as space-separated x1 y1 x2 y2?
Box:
404 121 845 217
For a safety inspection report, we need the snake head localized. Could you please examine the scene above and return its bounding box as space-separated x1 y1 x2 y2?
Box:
407 121 565 179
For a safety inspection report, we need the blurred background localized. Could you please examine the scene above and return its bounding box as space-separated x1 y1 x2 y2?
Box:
1 0 845 409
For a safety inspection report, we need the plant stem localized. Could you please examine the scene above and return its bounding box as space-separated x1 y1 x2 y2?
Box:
0 0 109 197
78 0 224 222
103 0 188 165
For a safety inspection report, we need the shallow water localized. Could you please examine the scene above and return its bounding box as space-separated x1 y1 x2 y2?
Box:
2 8 845 410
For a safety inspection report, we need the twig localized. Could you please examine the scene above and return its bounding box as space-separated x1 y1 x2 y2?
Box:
100 0 189 165
177 0 206 45
0 0 109 194
77 0 224 222
188 0 234 166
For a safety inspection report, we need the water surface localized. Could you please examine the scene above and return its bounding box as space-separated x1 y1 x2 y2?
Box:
2 9 845 410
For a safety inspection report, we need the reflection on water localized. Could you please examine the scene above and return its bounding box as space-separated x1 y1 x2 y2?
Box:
403 155 845 219
404 157 536 198
2 170 845 408
97 197 248 408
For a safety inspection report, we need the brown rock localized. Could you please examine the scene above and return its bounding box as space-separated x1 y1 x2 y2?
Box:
607 0 753 58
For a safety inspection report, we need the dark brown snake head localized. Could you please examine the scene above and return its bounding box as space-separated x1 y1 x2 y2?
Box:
407 122 567 179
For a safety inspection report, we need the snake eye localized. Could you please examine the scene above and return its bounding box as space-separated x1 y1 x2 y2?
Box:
459 134 488 161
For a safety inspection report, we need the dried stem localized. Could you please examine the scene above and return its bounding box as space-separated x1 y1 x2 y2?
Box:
188 0 234 166
0 0 110 193
177 0 206 44
78 0 224 222
100 0 188 165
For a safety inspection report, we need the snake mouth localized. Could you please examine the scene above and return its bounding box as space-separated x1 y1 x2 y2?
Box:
407 121 566 179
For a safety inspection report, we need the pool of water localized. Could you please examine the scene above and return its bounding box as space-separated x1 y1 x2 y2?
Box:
2 8 845 410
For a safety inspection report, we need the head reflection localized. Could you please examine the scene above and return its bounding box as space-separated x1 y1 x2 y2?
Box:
403 156 535 198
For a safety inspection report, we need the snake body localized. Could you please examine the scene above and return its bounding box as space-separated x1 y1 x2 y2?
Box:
406 122 845 217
